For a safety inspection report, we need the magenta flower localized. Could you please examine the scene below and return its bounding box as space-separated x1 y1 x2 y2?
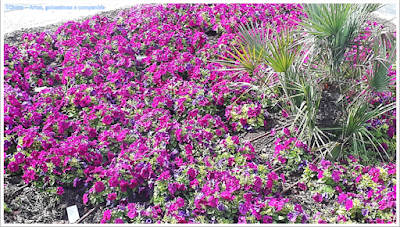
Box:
7 161 19 172
335 185 343 193
119 180 128 192
283 128 290 137
88 127 97 137
312 193 323 203
278 155 286 164
317 171 324 179
378 200 387 210
263 215 273 223
268 172 278 181
102 115 113 125
208 196 218 207
107 193 117 201
331 170 342 183
309 163 318 172
57 187 64 195
294 204 303 212
115 218 124 224
84 68 93 76
22 136 33 148
168 183 178 195
95 181 105 193
176 197 185 208
345 199 353 211
280 173 286 183
238 216 247 224
51 156 61 167
83 193 89 205
266 179 273 189
338 193 347 203
14 152 25 164
103 210 112 221
187 168 196 180
129 178 138 189
80 96 91 107
298 182 307 191
243 193 252 203
254 176 262 189
282 109 289 118
109 177 119 187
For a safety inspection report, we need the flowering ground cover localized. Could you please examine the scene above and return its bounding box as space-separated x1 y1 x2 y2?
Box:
3 3 397 224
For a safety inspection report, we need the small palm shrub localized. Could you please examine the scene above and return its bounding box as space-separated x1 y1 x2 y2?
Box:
217 3 396 164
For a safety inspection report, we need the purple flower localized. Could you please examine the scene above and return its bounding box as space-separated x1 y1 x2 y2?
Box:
73 178 81 187
263 215 273 223
238 203 248 215
217 203 225 211
301 213 309 223
287 212 298 222
387 127 394 138
379 142 388 151
361 209 369 216
168 183 178 195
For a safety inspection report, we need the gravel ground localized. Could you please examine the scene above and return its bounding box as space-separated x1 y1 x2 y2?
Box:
3 3 142 46
2 2 397 224
3 3 140 33
3 2 397 45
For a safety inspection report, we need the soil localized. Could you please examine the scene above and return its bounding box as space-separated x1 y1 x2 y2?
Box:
3 4 395 225
3 175 103 224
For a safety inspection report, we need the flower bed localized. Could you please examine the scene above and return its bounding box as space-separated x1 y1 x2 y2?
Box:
3 3 396 224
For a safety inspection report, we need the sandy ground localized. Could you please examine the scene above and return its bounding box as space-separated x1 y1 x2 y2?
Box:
2 2 398 35
2 2 140 34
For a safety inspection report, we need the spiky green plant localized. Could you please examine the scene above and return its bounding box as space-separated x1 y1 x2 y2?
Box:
299 3 383 81
213 42 265 76
327 100 396 161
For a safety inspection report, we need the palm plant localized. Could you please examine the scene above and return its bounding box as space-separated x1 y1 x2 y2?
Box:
215 3 396 164
367 35 396 93
299 3 383 83
214 42 265 76
327 100 396 161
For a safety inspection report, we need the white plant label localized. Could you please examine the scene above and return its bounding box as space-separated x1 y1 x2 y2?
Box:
66 205 80 223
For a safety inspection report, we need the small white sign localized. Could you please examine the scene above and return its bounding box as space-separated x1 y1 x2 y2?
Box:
66 205 80 223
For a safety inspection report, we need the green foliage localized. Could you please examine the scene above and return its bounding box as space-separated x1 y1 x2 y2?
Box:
367 38 396 93
300 4 383 78
216 42 264 75
328 100 396 161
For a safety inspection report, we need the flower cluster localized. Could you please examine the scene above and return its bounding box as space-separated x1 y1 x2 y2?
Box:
300 156 396 224
3 3 396 224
